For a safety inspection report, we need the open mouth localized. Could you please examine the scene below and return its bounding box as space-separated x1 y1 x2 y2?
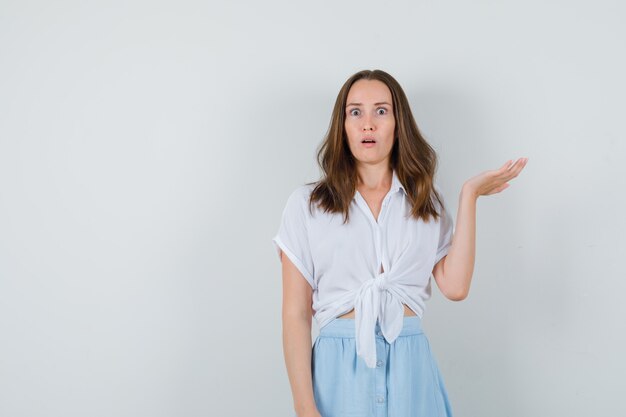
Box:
361 138 376 143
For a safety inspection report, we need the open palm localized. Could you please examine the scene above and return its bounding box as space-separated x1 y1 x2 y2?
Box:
465 157 528 197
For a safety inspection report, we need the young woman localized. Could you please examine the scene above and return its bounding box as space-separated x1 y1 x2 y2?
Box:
273 69 528 417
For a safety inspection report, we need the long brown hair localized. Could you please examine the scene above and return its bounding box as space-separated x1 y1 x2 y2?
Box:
306 69 447 224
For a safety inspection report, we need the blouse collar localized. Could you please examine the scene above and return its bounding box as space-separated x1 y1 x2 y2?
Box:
352 168 406 200
391 168 406 195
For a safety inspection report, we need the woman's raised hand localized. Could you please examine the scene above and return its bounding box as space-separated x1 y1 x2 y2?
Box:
463 157 528 198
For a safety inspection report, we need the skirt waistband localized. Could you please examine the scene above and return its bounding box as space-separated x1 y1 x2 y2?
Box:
319 315 424 338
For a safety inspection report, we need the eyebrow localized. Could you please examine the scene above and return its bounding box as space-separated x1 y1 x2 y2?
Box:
346 101 392 107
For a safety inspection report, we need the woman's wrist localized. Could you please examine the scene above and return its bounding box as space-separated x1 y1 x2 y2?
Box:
460 182 479 201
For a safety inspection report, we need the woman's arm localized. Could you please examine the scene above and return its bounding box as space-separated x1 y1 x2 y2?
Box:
281 252 322 417
433 184 477 301
433 157 528 301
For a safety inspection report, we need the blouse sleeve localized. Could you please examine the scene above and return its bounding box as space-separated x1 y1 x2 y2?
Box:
434 185 455 265
272 187 316 290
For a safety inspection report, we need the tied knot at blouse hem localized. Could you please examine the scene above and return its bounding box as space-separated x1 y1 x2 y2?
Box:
272 169 454 368
354 270 407 368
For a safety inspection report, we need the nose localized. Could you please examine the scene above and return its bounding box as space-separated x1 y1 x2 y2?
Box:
362 115 374 131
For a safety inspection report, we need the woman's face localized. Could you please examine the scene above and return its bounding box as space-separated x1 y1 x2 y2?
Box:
344 79 396 166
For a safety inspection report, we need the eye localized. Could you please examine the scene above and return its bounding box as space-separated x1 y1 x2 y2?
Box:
349 108 360 116
377 107 388 115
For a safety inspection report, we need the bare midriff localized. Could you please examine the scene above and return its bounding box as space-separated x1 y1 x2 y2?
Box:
337 303 416 319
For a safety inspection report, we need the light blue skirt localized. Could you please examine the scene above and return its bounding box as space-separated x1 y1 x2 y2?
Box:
309 316 454 417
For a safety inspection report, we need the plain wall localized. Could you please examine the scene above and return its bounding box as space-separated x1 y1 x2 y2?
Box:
1 1 624 416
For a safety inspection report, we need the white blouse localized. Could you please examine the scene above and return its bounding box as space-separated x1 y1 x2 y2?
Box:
272 169 454 368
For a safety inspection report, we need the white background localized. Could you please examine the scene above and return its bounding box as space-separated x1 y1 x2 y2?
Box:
1 1 624 416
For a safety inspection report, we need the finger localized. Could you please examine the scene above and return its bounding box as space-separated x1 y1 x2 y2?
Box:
503 158 525 177
494 159 518 179
507 158 524 171
510 158 528 176
515 159 526 177
503 167 522 181
500 160 513 172
494 158 525 181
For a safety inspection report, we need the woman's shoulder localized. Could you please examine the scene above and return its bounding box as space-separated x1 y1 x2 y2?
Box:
285 182 315 203
281 182 318 217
